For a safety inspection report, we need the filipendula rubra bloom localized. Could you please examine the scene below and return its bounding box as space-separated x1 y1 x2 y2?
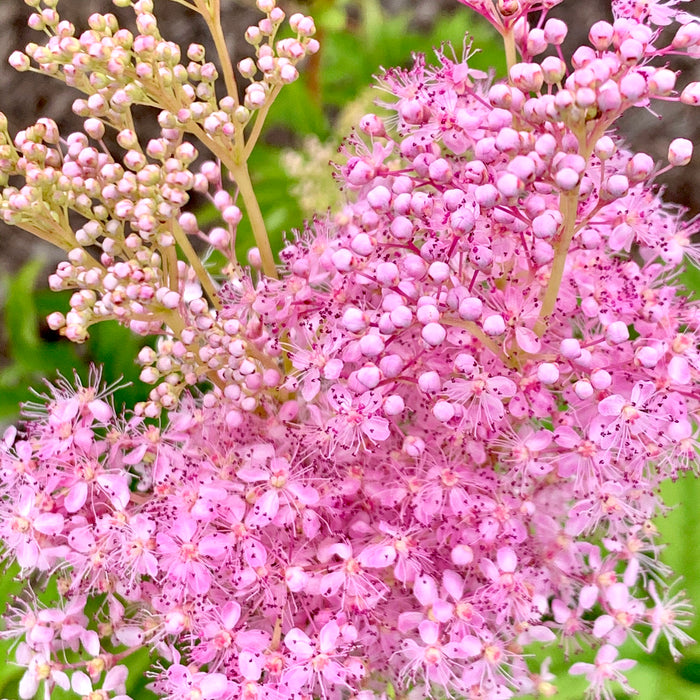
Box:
0 0 699 698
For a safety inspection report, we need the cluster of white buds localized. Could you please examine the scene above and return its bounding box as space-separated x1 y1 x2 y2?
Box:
238 0 319 116
0 0 320 415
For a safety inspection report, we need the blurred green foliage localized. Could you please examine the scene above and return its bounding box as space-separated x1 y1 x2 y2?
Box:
0 258 152 423
0 0 697 698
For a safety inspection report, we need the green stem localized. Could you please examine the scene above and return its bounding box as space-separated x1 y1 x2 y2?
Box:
170 220 222 309
534 189 580 335
197 0 239 106
443 317 513 367
243 85 283 161
169 0 198 9
503 27 517 75
230 162 278 279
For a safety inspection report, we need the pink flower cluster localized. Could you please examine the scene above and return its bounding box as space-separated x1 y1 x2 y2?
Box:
0 0 699 698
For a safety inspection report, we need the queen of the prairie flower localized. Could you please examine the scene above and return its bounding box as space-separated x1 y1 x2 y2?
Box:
0 0 698 698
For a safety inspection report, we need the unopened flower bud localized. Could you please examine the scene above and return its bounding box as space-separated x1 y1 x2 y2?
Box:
603 174 629 198
619 38 644 63
422 322 446 346
295 16 316 37
532 211 560 238
46 311 65 330
245 26 262 44
367 185 392 211
594 135 616 160
537 362 559 385
428 261 450 283
383 394 405 416
269 7 285 23
8 51 30 71
402 434 425 457
635 346 659 368
672 22 700 49
626 152 653 181
597 81 622 111
497 172 522 198
433 400 455 422
342 307 367 333
526 28 547 56
648 68 676 96
560 338 582 359
541 56 566 84
238 57 256 79
247 247 262 269
554 168 579 190
589 20 613 50
605 321 629 344
574 379 594 400
680 82 700 105
498 0 520 17
376 261 400 285
475 183 499 208
359 113 386 137
668 138 693 166
483 314 506 335
620 72 646 101
244 82 267 109
591 368 612 389
459 297 483 321
543 18 567 45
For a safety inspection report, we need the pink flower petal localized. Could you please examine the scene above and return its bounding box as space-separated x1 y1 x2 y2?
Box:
88 399 113 422
247 489 280 528
319 620 339 654
418 619 439 645
598 394 626 416
33 512 65 536
497 546 517 573
487 376 517 397
199 673 228 698
71 671 93 695
284 627 314 657
239 650 262 681
221 601 241 629
103 665 128 692
668 355 691 384
413 574 438 606
362 415 390 443
64 482 88 513
515 326 541 353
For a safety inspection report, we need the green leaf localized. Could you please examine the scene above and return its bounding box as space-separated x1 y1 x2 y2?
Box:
658 474 700 640
681 263 700 299
4 258 44 365
625 659 700 698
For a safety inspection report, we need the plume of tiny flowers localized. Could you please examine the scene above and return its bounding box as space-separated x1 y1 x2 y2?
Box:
0 0 698 698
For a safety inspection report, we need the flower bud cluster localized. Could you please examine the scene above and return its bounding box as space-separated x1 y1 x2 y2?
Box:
238 1 319 113
0 113 244 408
11 0 317 139
1 0 319 416
0 1 698 700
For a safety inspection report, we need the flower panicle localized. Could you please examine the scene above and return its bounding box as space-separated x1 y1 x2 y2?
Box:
0 0 698 698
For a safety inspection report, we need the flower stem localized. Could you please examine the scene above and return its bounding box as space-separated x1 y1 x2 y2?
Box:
170 220 222 309
534 188 579 335
197 0 239 105
443 317 513 367
230 162 279 279
503 27 517 74
243 85 283 161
